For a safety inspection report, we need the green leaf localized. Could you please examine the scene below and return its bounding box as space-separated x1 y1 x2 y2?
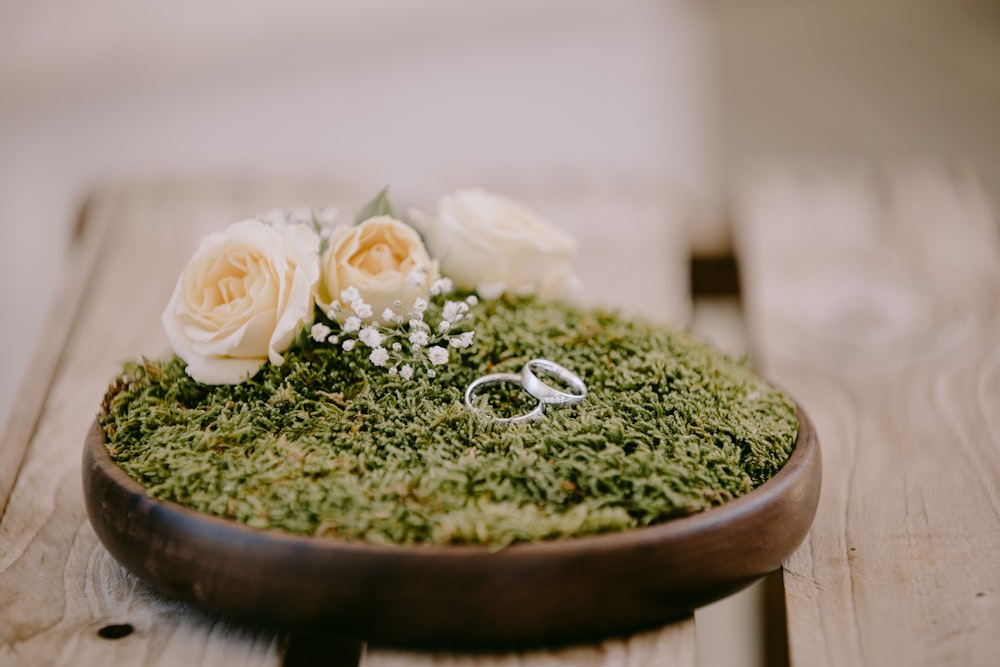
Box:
355 186 396 224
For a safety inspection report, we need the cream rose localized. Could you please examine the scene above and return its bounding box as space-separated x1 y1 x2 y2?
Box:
162 219 320 384
317 216 439 323
409 188 579 300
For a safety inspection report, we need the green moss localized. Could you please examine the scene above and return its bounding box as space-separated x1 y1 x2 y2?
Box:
101 297 798 547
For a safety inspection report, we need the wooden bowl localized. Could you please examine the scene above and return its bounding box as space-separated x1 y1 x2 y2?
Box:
82 405 820 649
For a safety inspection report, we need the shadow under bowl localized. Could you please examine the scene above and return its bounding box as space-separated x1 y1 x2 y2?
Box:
82 404 820 649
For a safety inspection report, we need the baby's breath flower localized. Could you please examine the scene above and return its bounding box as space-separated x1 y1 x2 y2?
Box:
442 300 468 323
388 365 398 375
409 330 429 348
353 302 373 319
382 308 397 322
343 316 362 333
310 323 332 343
428 346 449 366
465 294 478 306
406 270 426 287
449 331 475 348
314 207 338 227
359 326 386 349
427 369 437 378
256 208 287 226
391 342 402 352
411 298 428 317
438 321 451 333
429 277 454 296
288 207 313 226
342 339 356 351
369 347 389 367
340 286 361 304
409 318 429 331
400 364 414 380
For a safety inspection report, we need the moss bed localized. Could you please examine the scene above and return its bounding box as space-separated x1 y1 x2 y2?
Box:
101 296 798 548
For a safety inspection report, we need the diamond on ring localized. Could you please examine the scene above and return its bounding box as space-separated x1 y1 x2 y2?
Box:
520 359 587 406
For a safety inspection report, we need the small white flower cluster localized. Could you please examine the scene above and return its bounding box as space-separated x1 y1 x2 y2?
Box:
257 206 340 251
257 206 339 228
310 278 478 379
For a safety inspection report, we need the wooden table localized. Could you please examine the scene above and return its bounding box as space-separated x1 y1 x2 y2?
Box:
2 165 998 665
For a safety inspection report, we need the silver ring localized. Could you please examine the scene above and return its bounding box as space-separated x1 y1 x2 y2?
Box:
520 359 587 406
464 373 545 424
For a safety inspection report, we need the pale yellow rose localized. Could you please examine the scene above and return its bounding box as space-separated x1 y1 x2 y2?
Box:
409 189 578 300
162 219 320 384
317 216 439 323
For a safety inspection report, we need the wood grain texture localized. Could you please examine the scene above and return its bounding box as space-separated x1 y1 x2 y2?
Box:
0 178 696 666
0 192 115 519
735 163 1000 666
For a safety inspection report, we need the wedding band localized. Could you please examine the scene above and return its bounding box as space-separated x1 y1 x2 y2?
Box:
520 359 587 406
464 373 545 424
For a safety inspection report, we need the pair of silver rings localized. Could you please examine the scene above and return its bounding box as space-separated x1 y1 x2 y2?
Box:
464 359 587 424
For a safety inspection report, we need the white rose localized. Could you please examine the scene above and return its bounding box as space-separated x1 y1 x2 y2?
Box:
317 216 439 324
162 219 320 384
409 188 579 300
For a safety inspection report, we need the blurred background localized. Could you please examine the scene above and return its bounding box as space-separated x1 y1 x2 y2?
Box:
1 0 998 664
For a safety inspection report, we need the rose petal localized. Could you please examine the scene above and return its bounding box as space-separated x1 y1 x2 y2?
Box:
415 189 578 300
317 216 436 325
183 354 267 385
162 218 320 384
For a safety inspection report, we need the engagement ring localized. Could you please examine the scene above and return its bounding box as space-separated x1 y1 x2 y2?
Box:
520 358 587 406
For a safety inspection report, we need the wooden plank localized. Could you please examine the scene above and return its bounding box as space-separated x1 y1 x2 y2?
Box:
735 163 1000 666
0 191 115 519
0 178 695 666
